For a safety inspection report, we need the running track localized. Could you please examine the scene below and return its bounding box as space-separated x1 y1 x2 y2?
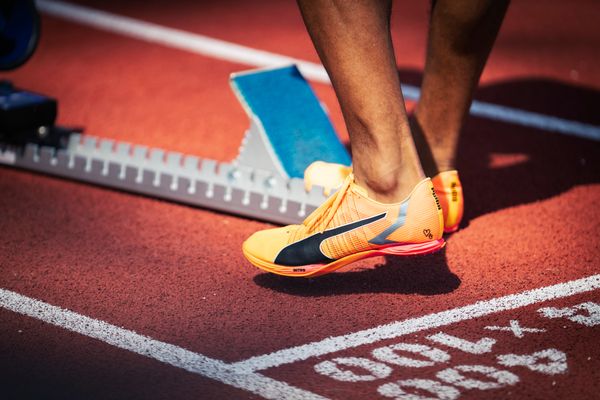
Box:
1 1 599 399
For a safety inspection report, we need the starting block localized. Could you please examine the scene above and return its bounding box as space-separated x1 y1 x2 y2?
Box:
0 65 351 224
231 66 350 178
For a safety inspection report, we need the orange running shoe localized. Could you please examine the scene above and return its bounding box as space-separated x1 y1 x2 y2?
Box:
305 162 464 233
243 174 444 277
431 170 463 233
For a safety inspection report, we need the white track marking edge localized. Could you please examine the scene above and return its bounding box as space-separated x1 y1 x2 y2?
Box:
1 274 599 399
232 274 600 372
36 0 600 141
0 288 327 400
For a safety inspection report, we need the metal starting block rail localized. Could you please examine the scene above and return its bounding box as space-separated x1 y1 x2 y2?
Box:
0 133 325 225
0 65 352 225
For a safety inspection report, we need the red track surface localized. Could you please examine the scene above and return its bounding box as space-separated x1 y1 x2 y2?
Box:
1 1 599 399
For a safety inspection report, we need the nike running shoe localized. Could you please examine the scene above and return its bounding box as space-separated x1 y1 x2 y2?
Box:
431 170 463 233
305 161 464 233
243 174 444 277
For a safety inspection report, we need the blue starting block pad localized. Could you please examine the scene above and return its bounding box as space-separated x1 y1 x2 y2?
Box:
231 65 351 178
0 65 349 224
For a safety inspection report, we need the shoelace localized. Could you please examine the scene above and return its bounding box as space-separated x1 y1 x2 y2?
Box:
304 173 354 234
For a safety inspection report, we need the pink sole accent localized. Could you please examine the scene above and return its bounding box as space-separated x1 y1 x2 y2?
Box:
444 225 460 233
378 239 446 256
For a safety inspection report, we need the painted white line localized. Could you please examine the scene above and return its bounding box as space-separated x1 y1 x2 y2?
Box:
484 319 546 338
468 101 600 141
0 288 327 400
232 274 600 372
36 0 600 141
35 0 328 82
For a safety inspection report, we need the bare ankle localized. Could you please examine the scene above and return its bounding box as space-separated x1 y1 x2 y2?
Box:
356 170 400 199
354 164 422 203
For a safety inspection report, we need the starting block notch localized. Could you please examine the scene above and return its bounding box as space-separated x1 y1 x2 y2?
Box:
0 65 350 224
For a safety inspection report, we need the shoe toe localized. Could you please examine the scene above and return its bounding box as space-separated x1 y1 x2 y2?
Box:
243 225 298 262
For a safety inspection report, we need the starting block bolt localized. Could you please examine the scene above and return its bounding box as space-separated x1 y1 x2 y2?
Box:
228 169 241 182
37 126 48 138
265 176 277 189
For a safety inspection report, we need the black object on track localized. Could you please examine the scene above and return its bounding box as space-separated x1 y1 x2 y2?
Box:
0 0 40 71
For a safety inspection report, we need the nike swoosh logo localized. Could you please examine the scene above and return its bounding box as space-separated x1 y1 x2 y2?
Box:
274 212 387 266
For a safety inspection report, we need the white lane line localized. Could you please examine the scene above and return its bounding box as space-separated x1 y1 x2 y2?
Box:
0 289 327 400
468 101 600 141
232 274 600 372
35 0 328 82
36 0 600 141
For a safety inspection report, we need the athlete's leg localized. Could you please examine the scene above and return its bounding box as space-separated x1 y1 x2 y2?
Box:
412 0 510 176
296 0 423 202
243 1 445 277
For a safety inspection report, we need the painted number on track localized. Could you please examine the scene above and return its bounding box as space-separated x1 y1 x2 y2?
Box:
313 301 598 399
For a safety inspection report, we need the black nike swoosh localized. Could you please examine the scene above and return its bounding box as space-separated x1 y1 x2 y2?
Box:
274 212 387 266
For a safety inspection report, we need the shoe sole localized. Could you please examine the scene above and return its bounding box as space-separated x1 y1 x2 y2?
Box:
243 239 445 278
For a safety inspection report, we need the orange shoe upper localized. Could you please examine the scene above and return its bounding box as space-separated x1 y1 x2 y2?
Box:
304 161 464 233
243 174 443 266
431 170 464 233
